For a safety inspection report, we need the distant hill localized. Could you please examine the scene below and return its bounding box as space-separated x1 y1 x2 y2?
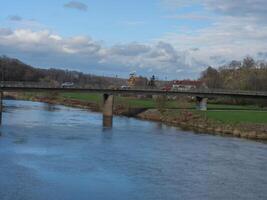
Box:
0 56 126 88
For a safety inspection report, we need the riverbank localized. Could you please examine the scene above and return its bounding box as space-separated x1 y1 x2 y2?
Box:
138 109 267 141
5 92 267 141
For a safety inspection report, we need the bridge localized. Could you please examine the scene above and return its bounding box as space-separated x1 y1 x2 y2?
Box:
1 84 267 127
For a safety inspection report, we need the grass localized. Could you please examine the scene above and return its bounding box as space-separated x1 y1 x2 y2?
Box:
207 104 263 111
202 110 267 124
61 93 102 102
116 97 156 108
61 93 184 108
22 92 267 124
61 92 266 108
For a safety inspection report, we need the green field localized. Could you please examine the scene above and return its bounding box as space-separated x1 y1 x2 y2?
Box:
61 93 182 108
61 93 102 103
203 110 267 124
61 92 265 108
48 93 267 124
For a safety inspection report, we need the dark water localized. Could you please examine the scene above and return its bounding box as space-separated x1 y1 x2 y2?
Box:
0 100 267 200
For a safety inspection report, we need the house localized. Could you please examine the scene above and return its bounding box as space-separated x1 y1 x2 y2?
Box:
127 73 148 88
172 80 206 91
163 80 206 91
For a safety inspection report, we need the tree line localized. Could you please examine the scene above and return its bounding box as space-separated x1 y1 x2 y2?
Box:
0 56 126 88
1 55 267 92
200 57 267 91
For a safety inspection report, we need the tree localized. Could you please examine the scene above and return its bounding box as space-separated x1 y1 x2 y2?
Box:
200 67 222 89
200 57 267 92
148 75 156 88
155 95 167 113
228 60 242 69
242 56 255 69
0 56 127 88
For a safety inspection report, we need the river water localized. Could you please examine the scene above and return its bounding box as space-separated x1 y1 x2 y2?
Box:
0 100 267 200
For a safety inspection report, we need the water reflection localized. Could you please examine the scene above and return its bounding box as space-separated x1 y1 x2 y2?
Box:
103 116 113 128
156 122 163 130
101 129 113 141
42 103 59 112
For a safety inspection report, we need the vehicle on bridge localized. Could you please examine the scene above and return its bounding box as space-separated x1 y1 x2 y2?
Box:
162 85 172 91
120 85 131 90
162 80 207 92
61 82 74 88
171 80 203 91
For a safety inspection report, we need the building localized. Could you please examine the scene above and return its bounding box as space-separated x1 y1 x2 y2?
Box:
172 80 206 91
127 73 148 88
163 80 206 91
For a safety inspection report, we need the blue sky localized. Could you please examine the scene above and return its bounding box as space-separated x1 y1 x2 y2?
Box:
1 0 267 79
0 0 211 43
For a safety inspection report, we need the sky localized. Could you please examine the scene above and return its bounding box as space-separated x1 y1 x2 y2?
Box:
1 0 267 79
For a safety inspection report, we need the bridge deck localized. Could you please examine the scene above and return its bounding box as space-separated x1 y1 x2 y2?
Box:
1 86 267 99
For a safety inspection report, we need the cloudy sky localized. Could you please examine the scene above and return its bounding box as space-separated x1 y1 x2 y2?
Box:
1 0 267 79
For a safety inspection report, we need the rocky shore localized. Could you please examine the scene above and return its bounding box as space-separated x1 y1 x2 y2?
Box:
5 93 267 142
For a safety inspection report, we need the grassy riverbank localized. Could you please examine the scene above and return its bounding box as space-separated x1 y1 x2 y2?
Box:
202 110 267 124
8 92 267 141
61 93 267 124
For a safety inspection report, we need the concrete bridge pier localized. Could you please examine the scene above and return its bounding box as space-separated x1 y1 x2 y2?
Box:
196 96 208 111
0 91 3 125
103 94 114 128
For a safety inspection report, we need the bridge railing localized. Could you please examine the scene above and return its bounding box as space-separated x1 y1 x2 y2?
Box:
0 81 57 88
1 81 267 97
185 88 267 96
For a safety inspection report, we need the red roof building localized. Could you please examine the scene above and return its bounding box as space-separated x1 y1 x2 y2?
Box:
163 80 206 91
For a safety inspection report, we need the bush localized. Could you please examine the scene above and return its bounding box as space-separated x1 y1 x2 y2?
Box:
156 96 167 113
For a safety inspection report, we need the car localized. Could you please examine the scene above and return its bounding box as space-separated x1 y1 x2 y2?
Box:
120 85 131 90
162 85 172 91
61 82 74 88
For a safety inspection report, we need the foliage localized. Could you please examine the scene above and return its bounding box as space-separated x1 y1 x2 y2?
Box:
200 56 267 91
147 75 156 88
155 95 167 112
0 56 126 88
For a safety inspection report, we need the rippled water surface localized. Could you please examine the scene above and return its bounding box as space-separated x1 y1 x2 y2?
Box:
0 100 267 200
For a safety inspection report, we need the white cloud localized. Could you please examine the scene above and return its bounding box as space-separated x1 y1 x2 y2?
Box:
120 21 146 27
6 16 47 31
164 13 212 20
110 43 151 56
64 1 88 11
2 0 267 79
161 0 267 21
8 15 22 21
159 0 267 70
160 16 267 65
1 19 267 79
0 28 205 78
0 28 12 36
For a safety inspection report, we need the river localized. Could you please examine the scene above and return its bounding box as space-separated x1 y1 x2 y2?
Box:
0 100 267 200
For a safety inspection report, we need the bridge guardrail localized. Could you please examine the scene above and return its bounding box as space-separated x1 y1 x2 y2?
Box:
0 81 56 88
1 81 267 97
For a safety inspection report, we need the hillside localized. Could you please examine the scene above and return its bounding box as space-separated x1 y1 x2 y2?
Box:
0 56 127 88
